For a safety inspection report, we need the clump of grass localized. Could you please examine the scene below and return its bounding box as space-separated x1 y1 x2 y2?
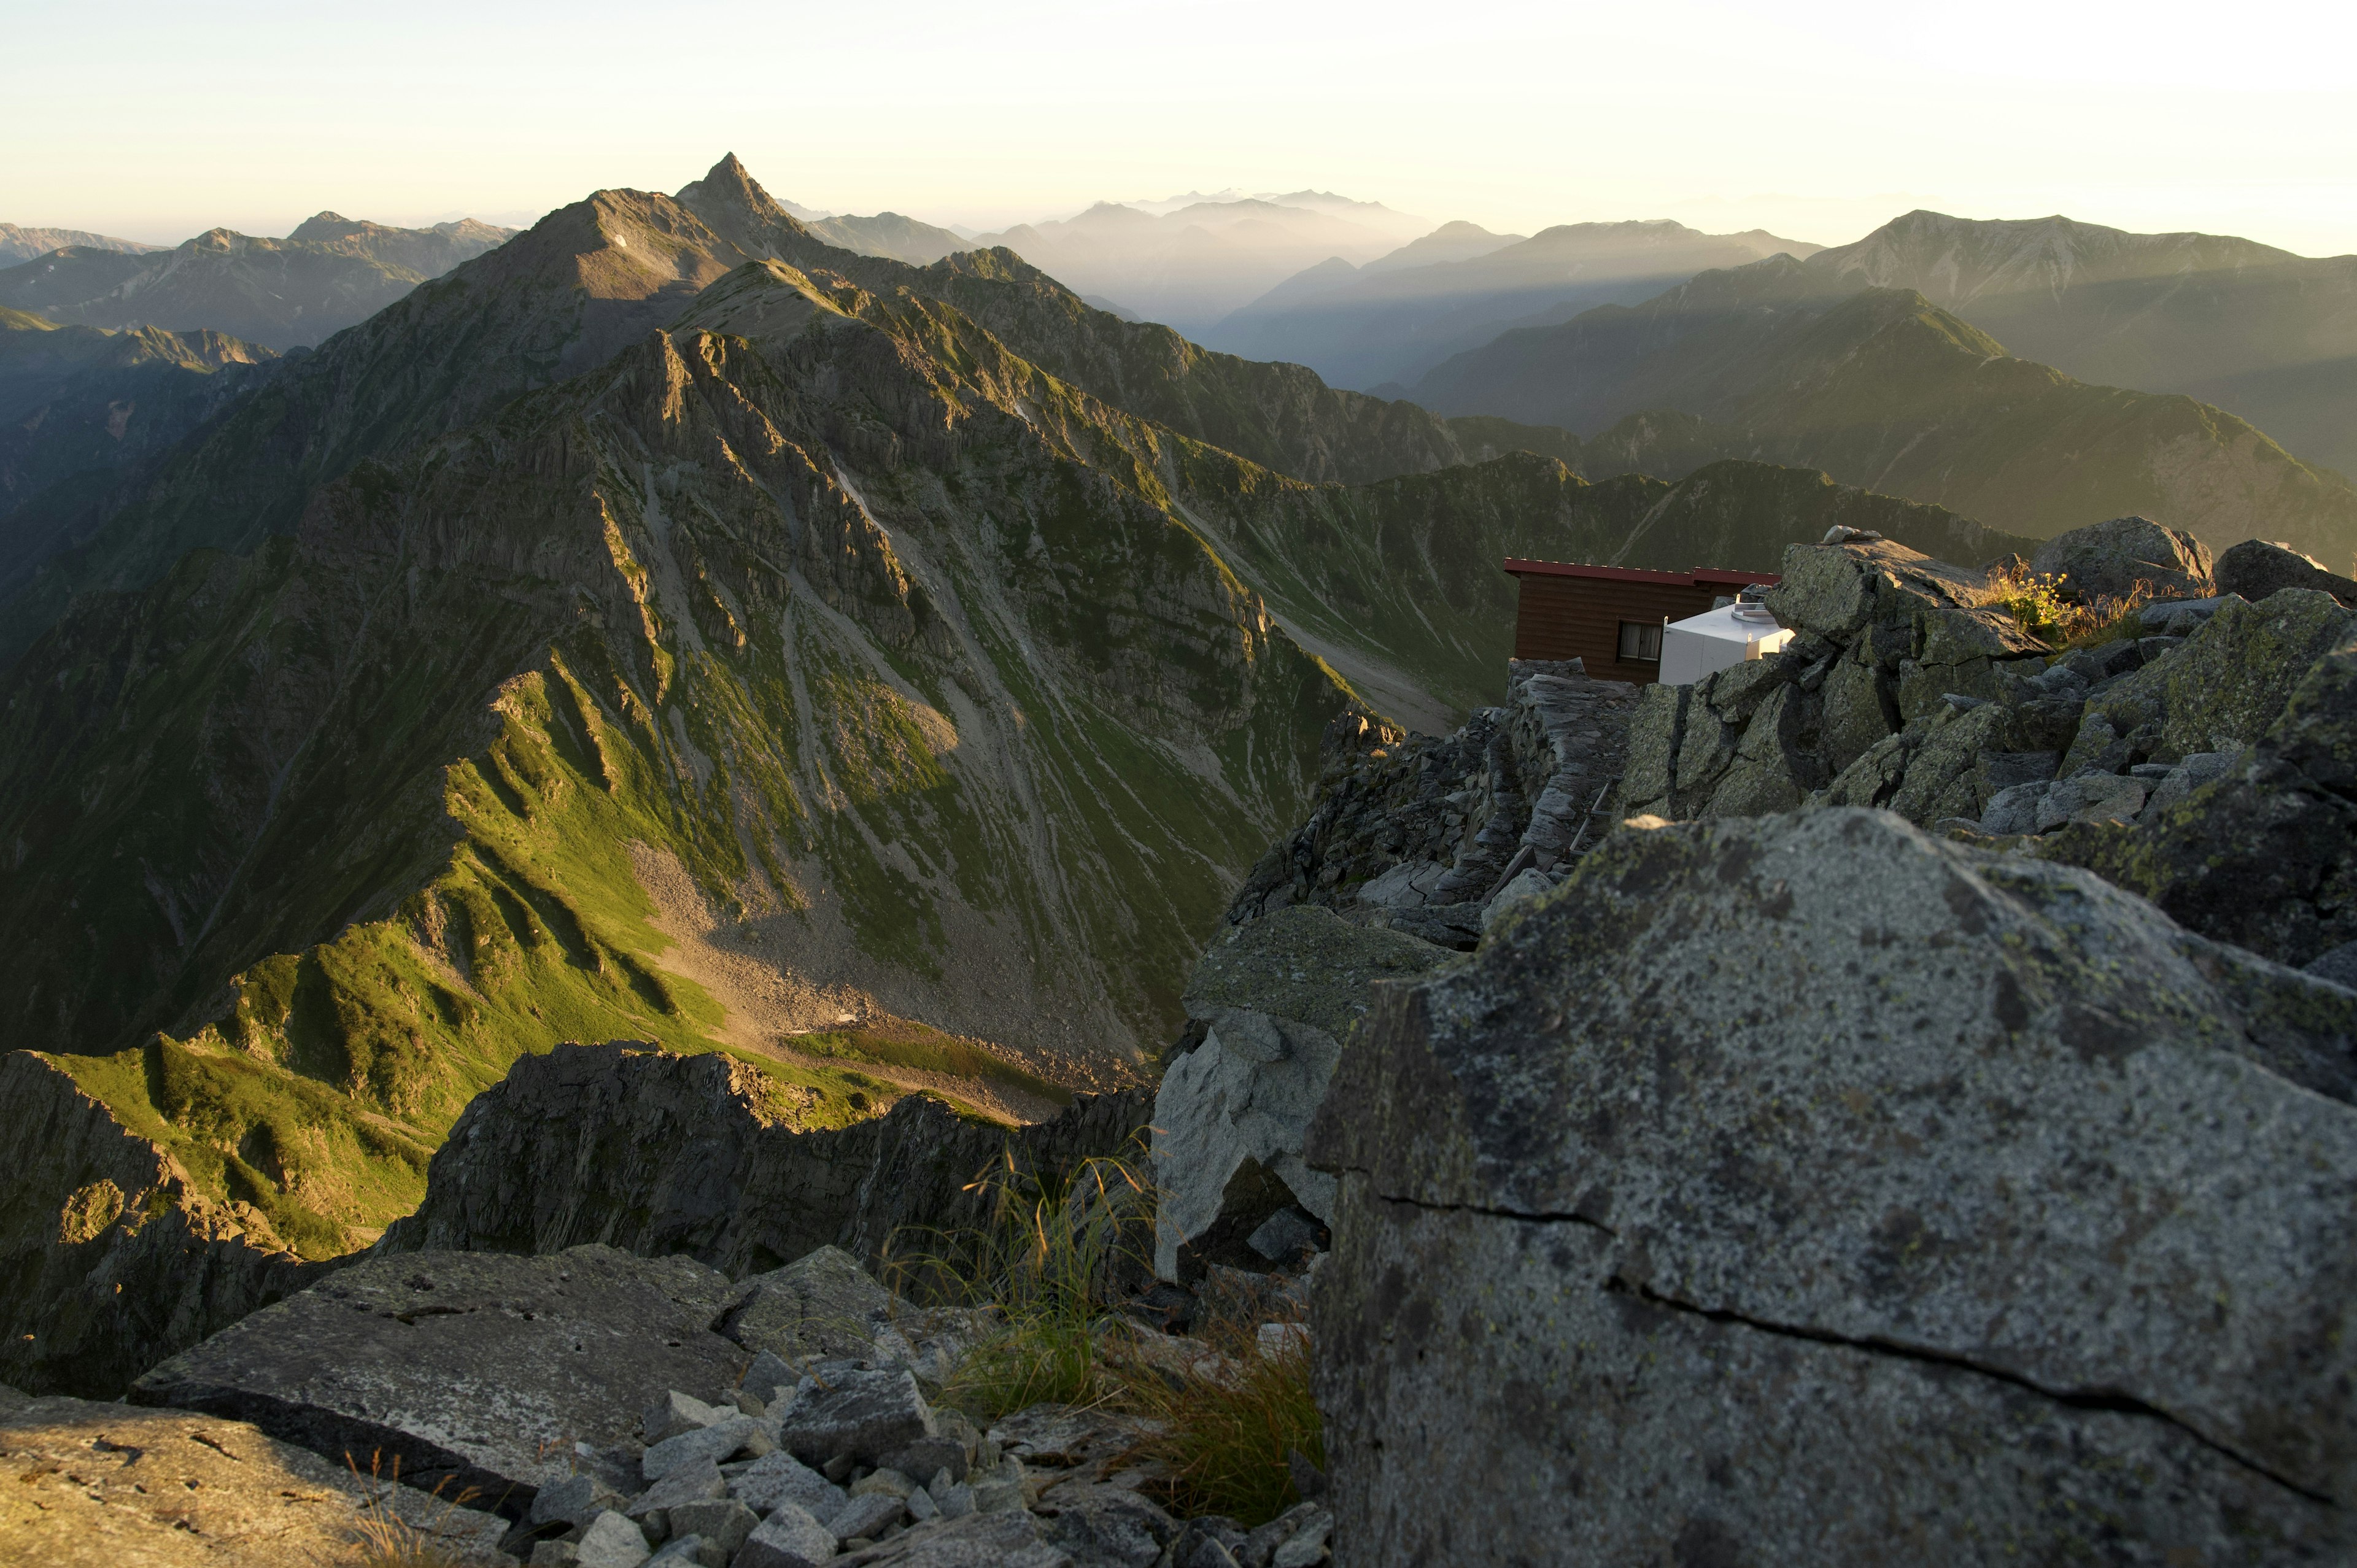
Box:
1115 1315 1323 1528
1986 564 2154 651
343 1452 479 1568
884 1147 1153 1420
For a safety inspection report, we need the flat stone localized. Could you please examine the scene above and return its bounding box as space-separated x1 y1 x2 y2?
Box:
536 1469 627 1527
626 1458 728 1520
773 1367 936 1467
129 1245 746 1517
646 1416 767 1481
0 1390 513 1566
670 1499 761 1555
648 1390 729 1445
735 1502 838 1568
835 1508 1069 1566
827 1489 907 1542
741 1351 802 1407
579 1509 654 1568
730 1448 848 1522
1309 808 2357 1560
1034 1482 1177 1567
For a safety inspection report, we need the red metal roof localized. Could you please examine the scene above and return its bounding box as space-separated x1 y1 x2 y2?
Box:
1501 558 1781 587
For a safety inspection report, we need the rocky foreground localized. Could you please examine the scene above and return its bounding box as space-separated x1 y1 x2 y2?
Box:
12 519 2357 1564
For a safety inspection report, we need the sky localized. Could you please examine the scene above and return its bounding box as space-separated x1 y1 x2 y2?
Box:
6 0 2356 255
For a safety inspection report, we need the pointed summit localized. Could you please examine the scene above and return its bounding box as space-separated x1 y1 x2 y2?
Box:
675 153 810 259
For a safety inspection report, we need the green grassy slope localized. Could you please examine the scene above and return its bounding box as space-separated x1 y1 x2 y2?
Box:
1 254 1359 1257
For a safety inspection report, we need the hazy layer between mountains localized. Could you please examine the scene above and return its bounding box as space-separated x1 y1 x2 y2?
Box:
0 154 2041 1268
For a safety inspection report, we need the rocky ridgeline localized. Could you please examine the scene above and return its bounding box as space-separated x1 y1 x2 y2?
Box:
1226 660 1639 951
106 1241 1328 1568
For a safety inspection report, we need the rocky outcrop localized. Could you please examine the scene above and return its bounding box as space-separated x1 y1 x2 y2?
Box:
381 1043 1150 1276
132 1245 752 1516
123 1238 1334 1566
0 1384 512 1566
1616 530 2357 889
2027 512 2213 601
2043 617 2357 967
0 1052 333 1398
1307 807 2357 1564
1227 660 1638 948
2217 538 2357 608
1151 907 1457 1281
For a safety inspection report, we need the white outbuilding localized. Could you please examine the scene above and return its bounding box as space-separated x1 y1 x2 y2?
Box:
1658 597 1792 685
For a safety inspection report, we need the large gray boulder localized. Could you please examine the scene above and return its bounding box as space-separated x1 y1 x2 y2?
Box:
1151 906 1456 1280
1308 808 2357 1564
129 1244 749 1516
2029 514 2213 601
2216 538 2357 608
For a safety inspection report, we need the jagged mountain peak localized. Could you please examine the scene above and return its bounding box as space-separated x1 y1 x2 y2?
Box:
674 152 815 259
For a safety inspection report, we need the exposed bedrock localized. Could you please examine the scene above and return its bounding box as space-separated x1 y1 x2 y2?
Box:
1307 807 2357 1564
0 1051 335 1398
381 1041 1151 1275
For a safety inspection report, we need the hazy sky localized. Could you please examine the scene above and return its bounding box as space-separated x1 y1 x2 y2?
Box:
7 0 2355 255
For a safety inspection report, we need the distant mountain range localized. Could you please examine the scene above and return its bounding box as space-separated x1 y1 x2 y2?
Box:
1414 255 2357 565
0 307 276 596
1808 210 2357 479
0 225 164 265
969 195 1436 332
0 212 514 350
1199 219 1820 390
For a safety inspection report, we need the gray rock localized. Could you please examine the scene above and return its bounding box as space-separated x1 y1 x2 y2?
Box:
2080 588 2353 764
646 1416 768 1481
729 1448 848 1522
1308 807 2357 1562
720 1248 893 1365
579 1510 656 1568
774 1367 937 1467
2030 515 2213 602
380 1043 1148 1283
1034 1483 1178 1567
735 1501 838 1567
742 1350 802 1408
2031 771 2146 832
128 1244 746 1516
835 1508 1070 1566
1152 906 1456 1280
1244 1206 1320 1263
627 1459 729 1522
883 1432 970 1485
648 1535 722 1568
670 1499 762 1556
932 1480 975 1520
1479 867 1553 931
2216 538 2357 608
648 1389 729 1445
905 1485 939 1522
1976 780 2048 836
536 1543 585 1567
2307 942 2357 991
2140 594 2228 630
827 1489 907 1541
536 1470 627 1527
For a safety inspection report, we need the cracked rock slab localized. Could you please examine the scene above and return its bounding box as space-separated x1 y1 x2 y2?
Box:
0 1388 513 1566
1309 806 2357 1561
128 1244 747 1518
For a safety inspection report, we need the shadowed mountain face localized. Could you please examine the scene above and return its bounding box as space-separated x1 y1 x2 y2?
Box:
1808 210 2357 480
0 213 513 351
1202 219 1820 392
1414 255 2357 565
0 308 277 595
